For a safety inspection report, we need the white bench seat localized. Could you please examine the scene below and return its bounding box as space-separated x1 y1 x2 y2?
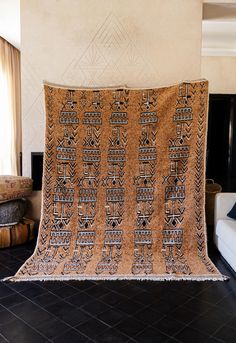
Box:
214 193 236 272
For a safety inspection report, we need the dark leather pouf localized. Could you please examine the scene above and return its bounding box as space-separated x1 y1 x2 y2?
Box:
0 199 27 226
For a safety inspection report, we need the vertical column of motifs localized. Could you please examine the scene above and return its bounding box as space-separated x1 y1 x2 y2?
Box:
162 83 193 275
63 91 102 274
31 89 79 275
96 89 129 275
17 86 56 276
195 82 215 273
132 90 158 275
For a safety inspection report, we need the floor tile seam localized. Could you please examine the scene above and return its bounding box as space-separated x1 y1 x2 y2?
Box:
156 301 196 318
97 311 128 327
107 287 149 298
132 304 155 316
217 313 236 328
116 312 151 327
0 257 22 266
149 323 190 343
185 320 223 337
0 303 50 341
73 305 114 326
198 291 233 305
18 282 84 302
4 278 54 295
213 301 236 317
152 313 185 327
130 303 151 313
185 313 220 330
61 282 95 292
32 291 62 305
63 287 102 299
0 332 9 343
0 290 28 308
115 303 150 316
62 291 115 314
4 282 42 298
0 263 13 273
206 322 230 340
175 300 212 316
182 294 223 309
132 325 173 341
155 295 195 308
42 302 92 331
192 283 220 297
0 293 18 301
169 318 206 340
158 294 194 304
102 283 134 291
214 291 235 306
226 322 236 330
51 325 91 342
124 339 137 343
84 290 113 300
140 313 166 327
43 288 88 301
7 292 88 336
166 336 183 343
74 321 112 340
92 315 115 328
145 323 184 340
208 334 226 343
112 323 146 341
99 288 133 300
197 298 232 309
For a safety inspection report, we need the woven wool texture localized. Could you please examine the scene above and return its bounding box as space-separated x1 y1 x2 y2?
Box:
14 80 225 281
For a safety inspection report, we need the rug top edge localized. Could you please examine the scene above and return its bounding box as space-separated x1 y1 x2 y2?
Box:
43 78 208 91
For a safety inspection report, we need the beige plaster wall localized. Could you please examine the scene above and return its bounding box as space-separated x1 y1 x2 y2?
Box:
201 56 236 94
21 0 203 219
204 0 236 3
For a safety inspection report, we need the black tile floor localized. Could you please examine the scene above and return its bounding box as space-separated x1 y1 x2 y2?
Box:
0 240 236 343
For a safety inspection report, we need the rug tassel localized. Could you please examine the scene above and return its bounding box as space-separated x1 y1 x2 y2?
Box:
222 274 230 281
1 274 230 282
1 276 16 282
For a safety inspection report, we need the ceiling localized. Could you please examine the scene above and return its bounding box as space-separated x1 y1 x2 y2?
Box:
0 1 236 55
0 0 20 49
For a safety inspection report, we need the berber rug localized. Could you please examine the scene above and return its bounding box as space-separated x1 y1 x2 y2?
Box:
8 79 227 281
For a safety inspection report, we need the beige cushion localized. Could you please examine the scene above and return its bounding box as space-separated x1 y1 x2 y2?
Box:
0 175 33 203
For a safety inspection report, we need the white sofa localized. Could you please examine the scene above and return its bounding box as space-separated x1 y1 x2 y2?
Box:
214 193 236 272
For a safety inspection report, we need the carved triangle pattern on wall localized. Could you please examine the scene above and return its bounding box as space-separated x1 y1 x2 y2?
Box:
22 11 159 177
61 12 158 87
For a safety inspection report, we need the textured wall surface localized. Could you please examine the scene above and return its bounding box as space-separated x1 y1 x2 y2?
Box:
21 0 202 178
201 56 236 93
21 0 202 219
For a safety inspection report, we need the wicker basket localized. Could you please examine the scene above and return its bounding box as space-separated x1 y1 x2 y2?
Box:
205 179 222 226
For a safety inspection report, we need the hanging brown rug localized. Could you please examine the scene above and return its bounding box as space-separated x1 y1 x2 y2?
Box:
10 79 227 281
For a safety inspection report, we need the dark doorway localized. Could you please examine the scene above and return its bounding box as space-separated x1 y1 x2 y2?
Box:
207 94 236 191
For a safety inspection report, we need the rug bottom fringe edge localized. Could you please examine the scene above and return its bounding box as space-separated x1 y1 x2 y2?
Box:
2 274 229 282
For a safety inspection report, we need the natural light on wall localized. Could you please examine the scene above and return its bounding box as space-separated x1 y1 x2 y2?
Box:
0 66 16 175
0 37 21 176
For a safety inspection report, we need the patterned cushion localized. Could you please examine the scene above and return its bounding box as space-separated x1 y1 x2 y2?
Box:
0 199 27 226
0 175 33 203
0 218 35 248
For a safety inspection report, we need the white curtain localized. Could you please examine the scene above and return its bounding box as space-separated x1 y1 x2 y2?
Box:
0 37 21 176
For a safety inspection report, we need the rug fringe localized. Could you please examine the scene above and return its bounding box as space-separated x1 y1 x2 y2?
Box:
1 276 15 282
2 274 229 282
